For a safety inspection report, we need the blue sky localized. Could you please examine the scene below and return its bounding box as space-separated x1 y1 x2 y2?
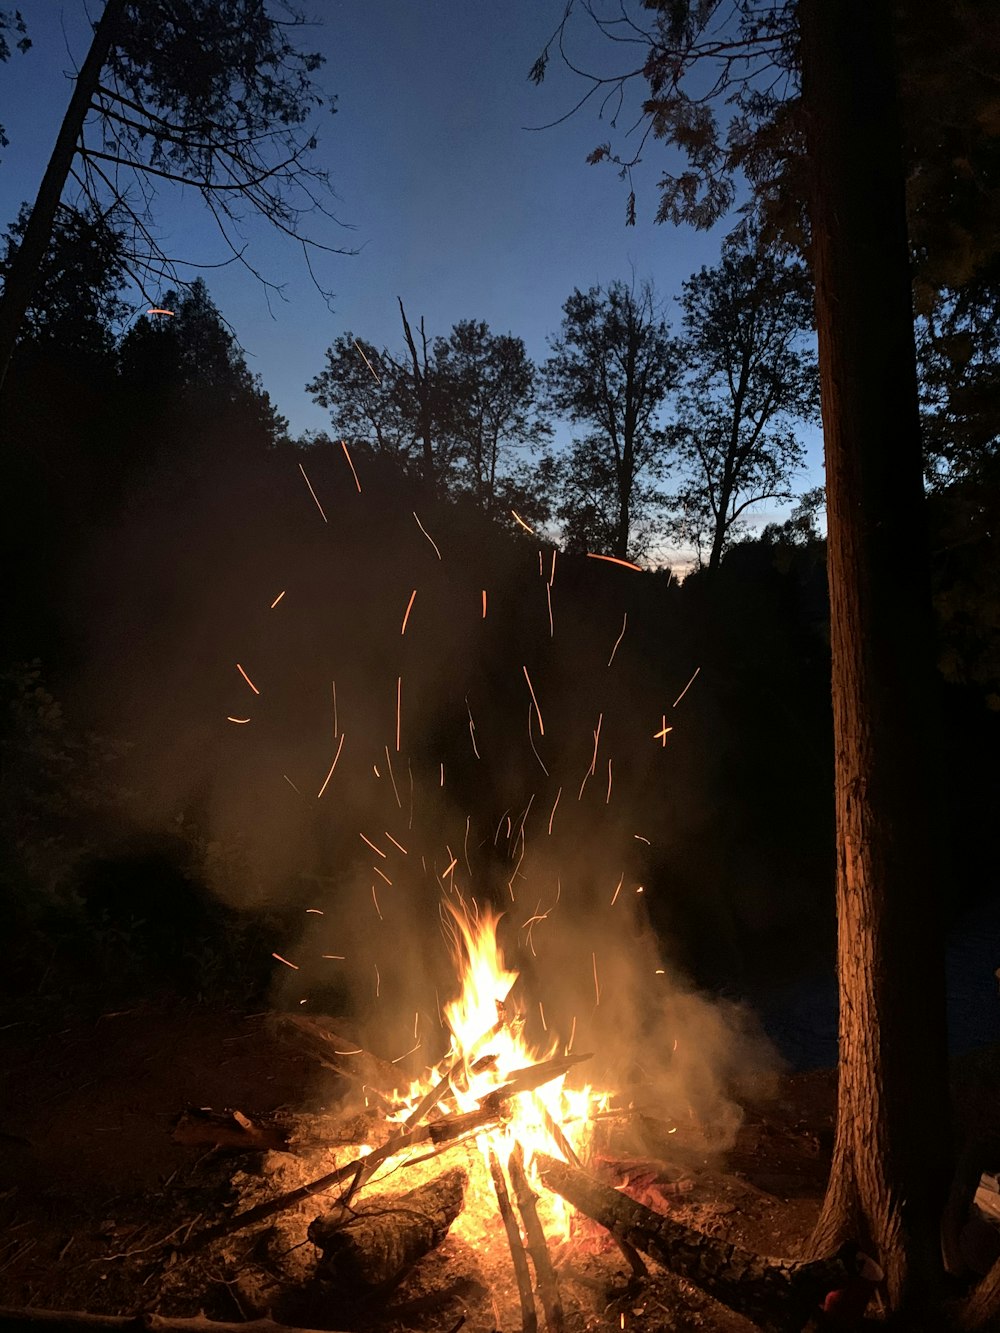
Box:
1 2 821 517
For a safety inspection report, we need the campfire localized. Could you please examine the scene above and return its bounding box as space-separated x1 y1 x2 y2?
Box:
163 891 850 1333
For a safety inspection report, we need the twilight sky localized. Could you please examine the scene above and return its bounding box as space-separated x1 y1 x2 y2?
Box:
1 1 820 508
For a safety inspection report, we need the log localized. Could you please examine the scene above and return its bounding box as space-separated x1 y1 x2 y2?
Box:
488 1148 537 1333
535 1153 850 1333
270 1014 403 1099
509 1143 564 1333
308 1166 467 1291
0 1312 348 1333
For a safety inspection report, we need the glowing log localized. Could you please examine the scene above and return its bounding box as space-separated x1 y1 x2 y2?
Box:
308 1166 467 1292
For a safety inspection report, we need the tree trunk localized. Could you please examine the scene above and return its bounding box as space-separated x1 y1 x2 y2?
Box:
0 0 125 392
800 0 951 1314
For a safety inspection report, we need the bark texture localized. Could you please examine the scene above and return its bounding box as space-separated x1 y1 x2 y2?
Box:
536 1153 847 1333
308 1166 467 1291
800 0 952 1312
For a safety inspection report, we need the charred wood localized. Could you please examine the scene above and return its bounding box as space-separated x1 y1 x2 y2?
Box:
535 1153 850 1333
308 1166 467 1292
488 1148 537 1333
509 1143 565 1333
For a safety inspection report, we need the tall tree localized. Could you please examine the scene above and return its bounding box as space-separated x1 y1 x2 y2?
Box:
0 0 344 392
669 236 817 572
532 2 1000 1320
545 280 678 559
307 309 547 507
433 319 549 516
799 0 951 1311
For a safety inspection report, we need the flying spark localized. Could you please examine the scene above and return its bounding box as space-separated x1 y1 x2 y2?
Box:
270 590 286 609
317 733 346 798
592 952 601 1005
146 307 174 316
673 665 701 708
282 774 301 794
353 338 382 383
654 716 673 746
341 440 362 493
546 583 554 638
371 885 383 920
226 716 250 724
306 908 324 915
511 510 534 534
396 676 402 752
400 588 417 635
606 758 613 804
587 552 642 572
549 549 557 585
412 511 442 559
547 786 562 835
522 665 544 735
385 832 408 855
272 953 299 971
360 832 387 858
608 612 627 666
236 663 260 695
298 462 328 523
611 873 624 905
481 589 487 618
373 865 392 885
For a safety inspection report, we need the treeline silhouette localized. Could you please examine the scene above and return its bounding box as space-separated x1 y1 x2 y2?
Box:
1 232 997 1022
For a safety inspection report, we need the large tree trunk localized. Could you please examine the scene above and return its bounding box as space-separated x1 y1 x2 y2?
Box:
0 0 125 392
800 0 951 1314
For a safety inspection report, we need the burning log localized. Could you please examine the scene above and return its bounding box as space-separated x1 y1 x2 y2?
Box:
509 1143 565 1333
308 1166 467 1292
488 1148 538 1333
182 1050 592 1254
0 1312 349 1333
535 1153 851 1333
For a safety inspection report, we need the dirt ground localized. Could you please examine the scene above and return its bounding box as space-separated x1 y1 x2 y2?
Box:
0 997 948 1333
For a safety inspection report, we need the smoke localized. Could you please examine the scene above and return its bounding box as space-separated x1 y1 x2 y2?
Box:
68 440 782 1142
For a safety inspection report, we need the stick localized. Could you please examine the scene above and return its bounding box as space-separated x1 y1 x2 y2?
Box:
509 1144 564 1333
402 984 517 1129
488 1149 537 1333
183 1051 592 1254
181 1103 500 1254
0 1312 348 1333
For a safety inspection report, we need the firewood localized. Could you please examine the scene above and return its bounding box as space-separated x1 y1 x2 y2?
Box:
0 1311 349 1333
182 1051 592 1254
308 1166 467 1291
509 1143 564 1333
535 1152 851 1333
487 1148 538 1333
270 1014 403 1098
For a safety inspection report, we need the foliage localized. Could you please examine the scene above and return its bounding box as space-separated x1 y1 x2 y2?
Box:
83 0 345 299
308 310 551 516
1 203 127 360
0 7 30 153
667 235 817 570
544 279 678 558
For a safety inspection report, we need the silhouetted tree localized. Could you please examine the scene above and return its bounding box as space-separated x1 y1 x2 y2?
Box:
0 7 29 156
0 0 345 391
545 280 677 559
531 1 1000 1319
669 236 817 572
308 307 548 509
433 319 550 516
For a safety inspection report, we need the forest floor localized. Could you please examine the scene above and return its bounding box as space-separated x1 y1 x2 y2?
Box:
0 998 996 1333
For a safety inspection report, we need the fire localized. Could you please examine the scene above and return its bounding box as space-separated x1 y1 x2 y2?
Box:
387 901 609 1242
